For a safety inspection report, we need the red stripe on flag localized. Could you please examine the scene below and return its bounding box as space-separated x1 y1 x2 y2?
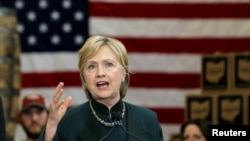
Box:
21 72 82 88
67 106 185 124
91 2 250 18
130 73 200 88
149 107 184 124
118 38 250 53
21 72 200 88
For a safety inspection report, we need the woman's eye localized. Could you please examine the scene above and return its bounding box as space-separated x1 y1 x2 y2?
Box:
88 64 96 70
106 62 114 67
194 135 202 139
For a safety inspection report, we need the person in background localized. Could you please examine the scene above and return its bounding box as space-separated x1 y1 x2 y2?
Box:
180 118 209 141
39 35 164 141
18 94 49 141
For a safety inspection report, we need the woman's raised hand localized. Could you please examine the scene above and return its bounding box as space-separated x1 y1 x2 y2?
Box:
48 82 72 126
44 82 72 141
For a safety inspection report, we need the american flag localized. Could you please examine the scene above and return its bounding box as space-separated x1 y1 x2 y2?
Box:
1 0 250 140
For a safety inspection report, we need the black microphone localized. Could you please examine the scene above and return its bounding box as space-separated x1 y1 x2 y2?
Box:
112 112 144 141
111 112 122 126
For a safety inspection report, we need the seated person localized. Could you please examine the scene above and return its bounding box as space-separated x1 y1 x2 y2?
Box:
17 94 49 141
180 119 209 141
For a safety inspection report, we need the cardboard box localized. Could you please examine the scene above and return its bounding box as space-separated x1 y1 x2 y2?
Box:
0 7 17 31
185 94 215 124
0 29 14 58
215 92 246 125
0 7 20 141
0 62 11 89
232 52 250 91
201 53 232 93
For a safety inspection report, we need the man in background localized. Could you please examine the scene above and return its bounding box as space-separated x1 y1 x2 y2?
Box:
17 94 48 141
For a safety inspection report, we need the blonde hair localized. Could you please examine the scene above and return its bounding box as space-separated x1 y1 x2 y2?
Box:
78 35 130 99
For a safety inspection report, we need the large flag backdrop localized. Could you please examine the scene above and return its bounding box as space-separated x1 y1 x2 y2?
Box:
2 0 250 140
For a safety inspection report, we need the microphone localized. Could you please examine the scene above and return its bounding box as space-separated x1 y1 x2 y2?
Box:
111 112 122 126
112 112 144 141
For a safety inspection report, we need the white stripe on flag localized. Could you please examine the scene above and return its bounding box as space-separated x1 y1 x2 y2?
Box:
21 53 201 73
90 18 250 37
20 87 201 109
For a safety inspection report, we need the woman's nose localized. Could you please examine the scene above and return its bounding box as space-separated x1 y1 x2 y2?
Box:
96 65 106 77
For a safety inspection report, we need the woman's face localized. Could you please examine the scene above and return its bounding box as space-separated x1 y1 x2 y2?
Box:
182 124 206 141
83 45 124 102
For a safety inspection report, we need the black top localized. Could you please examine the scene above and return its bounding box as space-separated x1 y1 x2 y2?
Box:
39 99 163 141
